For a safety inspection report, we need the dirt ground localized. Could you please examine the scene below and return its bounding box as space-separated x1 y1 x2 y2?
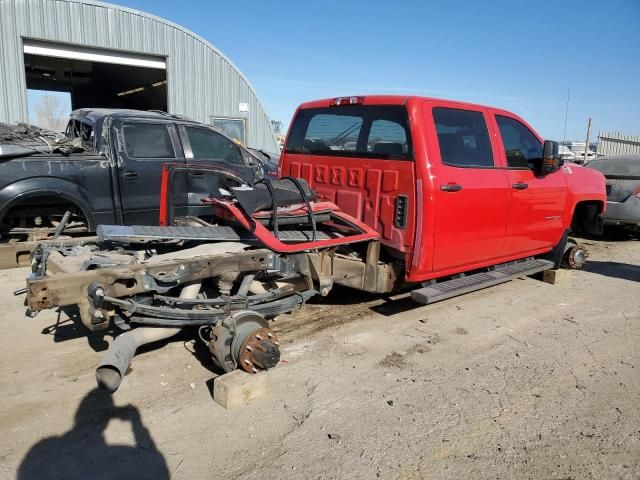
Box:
0 236 639 480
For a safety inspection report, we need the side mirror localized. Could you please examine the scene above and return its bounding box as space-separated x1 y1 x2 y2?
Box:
541 140 563 174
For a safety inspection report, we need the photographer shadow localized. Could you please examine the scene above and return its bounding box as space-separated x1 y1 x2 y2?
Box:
17 388 169 480
40 306 111 352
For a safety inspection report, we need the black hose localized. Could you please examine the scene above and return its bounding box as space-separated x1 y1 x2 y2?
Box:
280 176 317 242
255 177 279 239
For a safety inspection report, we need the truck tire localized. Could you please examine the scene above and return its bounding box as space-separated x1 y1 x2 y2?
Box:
0 195 89 242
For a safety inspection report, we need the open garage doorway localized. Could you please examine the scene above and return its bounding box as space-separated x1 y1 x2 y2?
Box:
23 40 167 116
27 90 71 131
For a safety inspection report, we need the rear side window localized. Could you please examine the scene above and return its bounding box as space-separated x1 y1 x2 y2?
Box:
433 108 494 167
285 105 412 160
184 126 244 165
496 116 542 169
66 119 94 145
123 123 175 159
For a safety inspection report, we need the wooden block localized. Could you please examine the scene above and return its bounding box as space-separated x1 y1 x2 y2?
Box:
542 269 572 285
212 369 270 409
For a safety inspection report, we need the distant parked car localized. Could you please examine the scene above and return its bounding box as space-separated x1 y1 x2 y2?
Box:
586 155 640 231
558 145 576 162
568 142 596 164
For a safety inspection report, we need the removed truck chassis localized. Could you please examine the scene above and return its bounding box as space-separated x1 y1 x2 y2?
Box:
25 166 399 392
23 159 586 393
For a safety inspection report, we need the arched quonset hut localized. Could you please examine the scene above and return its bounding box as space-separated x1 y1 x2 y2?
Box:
0 0 278 151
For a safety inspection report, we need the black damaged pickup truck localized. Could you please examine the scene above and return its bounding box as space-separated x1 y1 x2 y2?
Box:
0 109 277 241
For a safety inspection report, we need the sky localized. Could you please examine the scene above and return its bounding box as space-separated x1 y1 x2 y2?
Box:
27 90 71 125
34 0 640 141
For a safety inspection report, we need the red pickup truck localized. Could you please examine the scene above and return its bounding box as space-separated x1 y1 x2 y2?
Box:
280 95 606 285
23 95 608 390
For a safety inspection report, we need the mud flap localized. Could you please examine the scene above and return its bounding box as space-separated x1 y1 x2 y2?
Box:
585 211 604 236
573 204 604 236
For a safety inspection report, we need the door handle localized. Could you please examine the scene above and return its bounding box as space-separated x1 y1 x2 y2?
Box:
440 183 463 192
122 170 139 181
512 182 529 190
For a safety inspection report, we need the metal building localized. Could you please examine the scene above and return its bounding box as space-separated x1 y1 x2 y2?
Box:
0 0 279 152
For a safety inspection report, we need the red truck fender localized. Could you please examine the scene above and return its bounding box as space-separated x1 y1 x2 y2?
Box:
560 163 607 233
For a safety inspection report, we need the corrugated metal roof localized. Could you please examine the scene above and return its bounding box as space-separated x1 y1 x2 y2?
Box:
0 0 278 151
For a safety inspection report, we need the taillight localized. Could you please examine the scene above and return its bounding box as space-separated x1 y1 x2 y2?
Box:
634 186 640 199
330 96 364 106
394 195 408 228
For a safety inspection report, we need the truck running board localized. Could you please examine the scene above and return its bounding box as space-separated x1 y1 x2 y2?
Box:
410 258 554 305
97 225 342 243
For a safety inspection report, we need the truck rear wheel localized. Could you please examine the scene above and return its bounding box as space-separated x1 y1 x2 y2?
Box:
562 239 589 269
0 196 89 242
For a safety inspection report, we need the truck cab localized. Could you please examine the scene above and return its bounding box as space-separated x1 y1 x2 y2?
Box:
280 95 606 283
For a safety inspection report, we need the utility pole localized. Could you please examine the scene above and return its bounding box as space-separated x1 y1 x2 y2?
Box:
562 89 570 144
583 117 592 163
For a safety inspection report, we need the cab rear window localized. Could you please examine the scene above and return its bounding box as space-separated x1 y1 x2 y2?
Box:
285 105 412 160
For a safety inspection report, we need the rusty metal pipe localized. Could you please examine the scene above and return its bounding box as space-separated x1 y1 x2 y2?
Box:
95 281 201 393
52 210 72 239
